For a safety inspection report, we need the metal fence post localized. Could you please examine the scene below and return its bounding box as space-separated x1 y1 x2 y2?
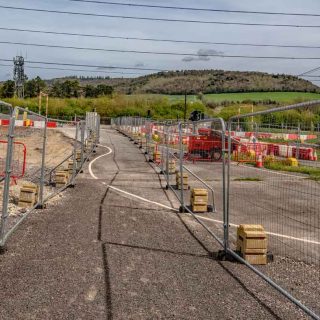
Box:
0 111 16 248
178 122 185 211
38 117 48 209
80 120 85 166
70 123 79 187
145 121 150 156
96 115 100 144
296 124 301 160
224 120 231 253
165 124 170 188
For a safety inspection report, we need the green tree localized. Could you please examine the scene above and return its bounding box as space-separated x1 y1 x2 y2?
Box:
62 80 80 98
96 84 113 96
0 80 15 98
84 84 97 98
24 76 47 98
51 81 63 97
50 80 80 98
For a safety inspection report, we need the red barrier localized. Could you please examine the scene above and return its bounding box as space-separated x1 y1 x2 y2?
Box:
0 119 10 126
47 121 57 128
0 140 27 180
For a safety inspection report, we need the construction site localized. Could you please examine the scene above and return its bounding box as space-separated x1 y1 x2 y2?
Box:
1 1 320 319
0 100 318 319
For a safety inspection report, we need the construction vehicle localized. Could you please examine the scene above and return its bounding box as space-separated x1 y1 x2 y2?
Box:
186 128 238 161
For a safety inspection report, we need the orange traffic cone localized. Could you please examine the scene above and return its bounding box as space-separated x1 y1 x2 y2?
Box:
256 154 263 168
313 150 318 161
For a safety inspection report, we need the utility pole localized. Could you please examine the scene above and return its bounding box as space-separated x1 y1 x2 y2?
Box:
38 91 49 116
184 90 187 122
251 104 254 126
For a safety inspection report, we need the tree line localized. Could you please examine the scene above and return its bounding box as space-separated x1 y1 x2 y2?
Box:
0 77 114 98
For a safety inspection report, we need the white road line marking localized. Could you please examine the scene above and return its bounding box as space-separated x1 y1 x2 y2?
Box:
108 186 178 212
197 216 320 245
107 184 320 246
90 144 319 246
232 162 305 179
97 144 110 148
88 146 113 179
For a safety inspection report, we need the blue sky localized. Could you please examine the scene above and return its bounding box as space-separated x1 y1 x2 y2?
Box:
0 0 320 82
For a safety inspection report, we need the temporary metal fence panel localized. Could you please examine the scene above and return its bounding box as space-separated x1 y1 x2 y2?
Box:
85 111 100 151
149 121 166 173
173 119 227 248
113 116 228 248
132 117 143 145
138 118 147 151
113 113 320 319
227 101 320 320
144 119 153 156
0 102 13 233
0 106 100 249
0 107 47 247
163 122 185 205
44 118 78 197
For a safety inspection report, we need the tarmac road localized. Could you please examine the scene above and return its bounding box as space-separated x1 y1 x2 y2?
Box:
0 126 318 319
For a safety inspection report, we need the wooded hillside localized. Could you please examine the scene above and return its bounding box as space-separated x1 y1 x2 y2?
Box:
48 70 319 95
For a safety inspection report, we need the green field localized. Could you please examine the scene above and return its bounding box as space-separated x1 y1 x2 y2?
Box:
163 92 320 104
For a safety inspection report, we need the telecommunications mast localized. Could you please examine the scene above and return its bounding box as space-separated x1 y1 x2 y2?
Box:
13 56 26 99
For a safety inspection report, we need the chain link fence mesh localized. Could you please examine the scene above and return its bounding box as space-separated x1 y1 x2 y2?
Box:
0 103 100 249
113 112 320 319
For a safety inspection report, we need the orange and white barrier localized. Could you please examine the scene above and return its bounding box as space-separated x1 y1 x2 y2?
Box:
231 131 317 141
0 120 63 128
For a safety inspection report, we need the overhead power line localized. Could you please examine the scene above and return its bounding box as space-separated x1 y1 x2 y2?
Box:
1 5 320 28
69 0 320 17
2 40 320 60
28 67 142 75
0 62 143 75
0 58 165 72
302 75 320 78
1 26 320 50
298 66 320 76
3 61 317 79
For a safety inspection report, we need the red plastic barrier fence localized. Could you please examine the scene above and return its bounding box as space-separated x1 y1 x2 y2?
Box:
0 140 27 180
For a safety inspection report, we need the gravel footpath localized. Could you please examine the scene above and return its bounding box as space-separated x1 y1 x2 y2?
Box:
0 127 315 319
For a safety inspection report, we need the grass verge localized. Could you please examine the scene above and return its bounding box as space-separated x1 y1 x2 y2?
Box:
234 177 263 182
264 161 320 180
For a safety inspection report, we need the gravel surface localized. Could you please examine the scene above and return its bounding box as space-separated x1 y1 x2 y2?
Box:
0 127 74 236
0 127 318 319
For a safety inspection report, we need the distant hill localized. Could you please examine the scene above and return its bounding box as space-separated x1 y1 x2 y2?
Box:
46 70 319 95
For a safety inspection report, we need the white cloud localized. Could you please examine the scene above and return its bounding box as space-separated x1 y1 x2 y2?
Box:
182 48 224 62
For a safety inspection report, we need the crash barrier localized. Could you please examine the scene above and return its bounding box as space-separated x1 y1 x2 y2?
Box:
0 103 100 250
113 106 320 319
